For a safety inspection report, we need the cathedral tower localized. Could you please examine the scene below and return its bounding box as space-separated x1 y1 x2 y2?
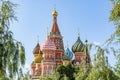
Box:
49 10 64 64
72 33 85 65
41 36 56 75
31 42 43 79
72 33 91 66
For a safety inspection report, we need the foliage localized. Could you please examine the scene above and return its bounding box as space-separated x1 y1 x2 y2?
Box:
74 67 90 80
62 55 71 61
108 0 120 48
109 0 120 79
55 63 75 80
0 0 25 79
110 0 120 23
74 41 119 80
23 71 30 80
86 45 119 80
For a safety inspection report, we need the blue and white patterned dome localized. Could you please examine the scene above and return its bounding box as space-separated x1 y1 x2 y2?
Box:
65 48 74 60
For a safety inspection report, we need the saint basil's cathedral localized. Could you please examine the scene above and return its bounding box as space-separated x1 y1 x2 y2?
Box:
31 10 91 79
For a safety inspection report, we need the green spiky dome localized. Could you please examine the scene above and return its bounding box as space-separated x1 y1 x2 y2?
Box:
72 34 84 53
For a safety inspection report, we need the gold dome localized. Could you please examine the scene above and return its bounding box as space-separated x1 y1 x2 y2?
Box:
52 10 58 17
34 54 42 63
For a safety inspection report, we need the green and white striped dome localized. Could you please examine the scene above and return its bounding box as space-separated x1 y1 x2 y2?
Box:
72 34 84 53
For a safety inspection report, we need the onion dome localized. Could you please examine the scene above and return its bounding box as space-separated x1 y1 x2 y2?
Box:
34 54 42 63
41 37 56 50
33 43 43 55
65 48 74 60
33 43 40 54
52 10 58 17
72 33 85 53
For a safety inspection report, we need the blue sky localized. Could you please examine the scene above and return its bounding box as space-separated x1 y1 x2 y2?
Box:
10 0 115 70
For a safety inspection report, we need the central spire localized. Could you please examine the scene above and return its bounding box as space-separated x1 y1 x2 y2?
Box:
50 10 61 36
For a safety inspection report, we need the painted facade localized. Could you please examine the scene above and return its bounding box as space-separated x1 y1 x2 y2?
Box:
31 10 90 79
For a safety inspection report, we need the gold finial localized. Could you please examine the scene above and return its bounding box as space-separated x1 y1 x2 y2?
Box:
52 5 58 17
52 9 58 17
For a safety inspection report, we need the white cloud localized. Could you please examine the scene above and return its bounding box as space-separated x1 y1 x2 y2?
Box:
93 41 101 46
